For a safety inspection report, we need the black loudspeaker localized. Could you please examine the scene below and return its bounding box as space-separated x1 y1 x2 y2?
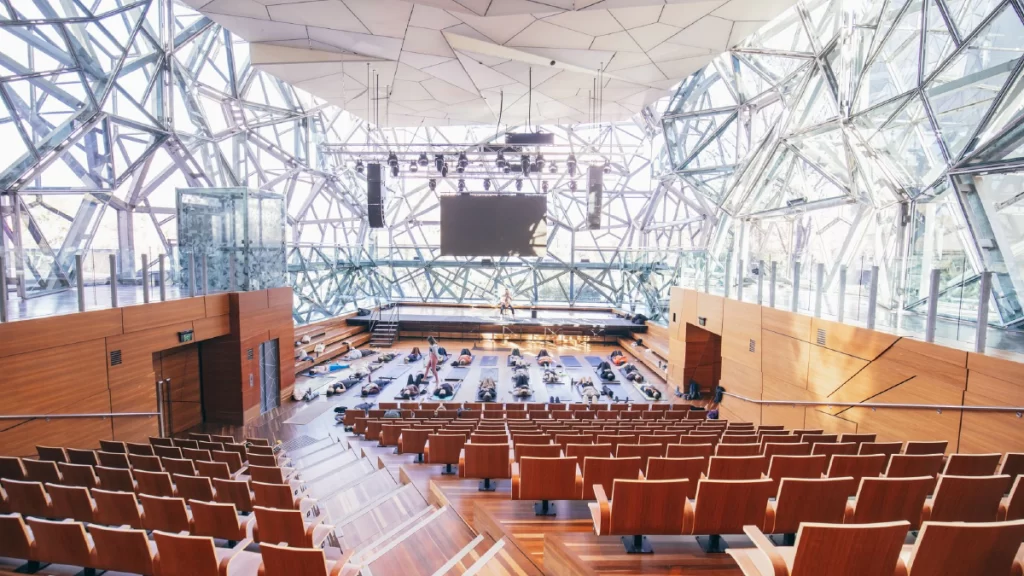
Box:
367 163 385 228
587 165 602 229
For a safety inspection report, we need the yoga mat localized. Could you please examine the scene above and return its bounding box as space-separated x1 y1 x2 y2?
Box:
584 356 604 367
480 368 499 380
282 400 336 425
446 366 470 381
560 356 582 368
480 356 498 367
373 361 410 381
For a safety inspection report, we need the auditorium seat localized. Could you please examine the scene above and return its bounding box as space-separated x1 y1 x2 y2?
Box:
92 488 144 529
555 433 594 451
135 469 175 498
26 517 100 574
67 448 100 467
826 454 887 485
761 442 812 470
591 478 689 553
900 519 1024 575
248 465 302 496
97 451 130 469
0 513 39 572
684 478 776 553
150 436 174 447
999 477 1024 521
259 542 348 576
214 478 255 514
727 521 910 576
716 443 761 457
173 438 200 450
397 428 430 462
707 455 765 480
182 448 214 462
1000 453 1024 480
459 443 512 491
759 435 801 449
190 433 213 442
163 457 198 477
35 446 68 463
96 465 135 492
667 443 714 463
2 479 51 518
23 459 61 484
763 455 828 493
90 524 157 575
190 500 251 545
58 462 99 489
811 442 858 466
644 457 704 498
921 474 1010 523
720 434 758 445
565 443 612 470
581 456 644 500
886 453 944 488
904 440 947 455
425 434 466 475
470 432 509 444
152 530 259 576
615 444 665 471
512 456 582 516
676 435 718 446
196 460 233 480
129 453 164 472
844 476 933 529
596 434 639 454
175 474 216 502
512 443 562 464
140 494 193 533
858 441 902 466
764 477 858 544
100 440 126 453
839 433 876 445
47 483 96 523
253 506 333 548
126 442 156 456
942 453 1001 476
253 481 313 515
511 433 552 446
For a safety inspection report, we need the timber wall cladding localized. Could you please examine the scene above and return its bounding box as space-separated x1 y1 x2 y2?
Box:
0 295 232 457
667 287 1024 454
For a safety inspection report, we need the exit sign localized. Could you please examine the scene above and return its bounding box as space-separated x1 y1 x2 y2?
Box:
178 329 194 343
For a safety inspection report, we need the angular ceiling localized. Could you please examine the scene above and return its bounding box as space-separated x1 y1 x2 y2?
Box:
181 0 796 126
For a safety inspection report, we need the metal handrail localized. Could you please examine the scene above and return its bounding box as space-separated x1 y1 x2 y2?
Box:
0 412 160 419
723 391 1024 414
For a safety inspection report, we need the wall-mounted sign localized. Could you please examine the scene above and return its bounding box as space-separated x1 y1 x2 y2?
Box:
178 329 194 343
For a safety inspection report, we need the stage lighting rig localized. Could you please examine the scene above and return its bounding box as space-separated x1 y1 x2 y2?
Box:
441 163 449 177
409 161 418 172
355 160 364 174
521 154 530 176
391 164 399 177
483 179 491 191
418 153 429 167
434 154 444 172
567 154 577 176
549 161 557 173
458 178 466 192
535 154 545 171
496 151 506 168
569 180 577 192
515 178 523 192
457 151 469 172
428 179 436 191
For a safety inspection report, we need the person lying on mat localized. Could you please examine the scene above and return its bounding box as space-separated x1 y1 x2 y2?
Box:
576 377 601 401
609 350 628 366
536 349 553 366
452 348 473 366
622 363 645 383
513 366 530 386
478 377 498 402
640 383 662 400
511 348 522 358
406 347 422 362
435 381 455 398
398 373 426 399
543 369 561 384
360 381 380 396
510 355 528 368
512 386 532 399
596 361 617 382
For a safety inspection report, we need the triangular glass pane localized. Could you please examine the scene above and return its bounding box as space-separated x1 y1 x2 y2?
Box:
852 95 910 139
974 64 1024 149
805 0 842 45
866 0 911 62
670 112 735 166
943 0 1004 39
923 0 957 78
789 124 851 186
926 3 1023 159
787 68 839 132
741 53 813 84
683 117 740 171
868 95 947 194
855 0 922 113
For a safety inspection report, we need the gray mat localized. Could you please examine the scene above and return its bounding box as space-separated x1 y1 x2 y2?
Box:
446 366 470 381
560 356 582 368
584 356 603 367
372 361 411 381
480 368 499 380
480 356 498 366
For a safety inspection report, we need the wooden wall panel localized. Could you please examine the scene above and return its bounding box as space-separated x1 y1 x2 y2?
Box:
720 396 761 426
894 338 967 368
0 393 114 457
961 391 1024 454
721 358 761 400
968 351 1024 383
110 379 159 444
194 315 231 340
805 409 858 436
682 289 699 329
880 342 967 389
0 309 122 358
761 308 811 342
811 317 898 361
205 294 230 317
760 329 809 389
807 345 868 398
0 339 109 416
761 376 816 429
106 321 195 389
668 287 685 341
842 377 964 452
721 299 761 372
122 298 206 333
966 371 1023 405
695 292 724 335
828 357 916 406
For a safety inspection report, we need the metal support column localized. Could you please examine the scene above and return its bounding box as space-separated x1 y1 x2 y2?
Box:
838 266 847 323
866 266 879 329
0 255 6 323
201 254 209 295
757 260 764 305
76 254 85 312
791 261 801 312
229 253 237 291
158 254 167 301
703 259 710 293
975 271 992 353
156 380 166 438
814 263 824 318
769 261 777 307
188 253 196 297
924 269 941 342
141 254 150 304
736 258 744 301
109 254 118 308
724 255 732 298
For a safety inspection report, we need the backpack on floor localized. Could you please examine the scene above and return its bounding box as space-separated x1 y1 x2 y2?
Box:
685 380 702 401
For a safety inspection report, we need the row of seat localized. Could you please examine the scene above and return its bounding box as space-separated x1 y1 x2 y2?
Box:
347 408 708 424
375 401 694 411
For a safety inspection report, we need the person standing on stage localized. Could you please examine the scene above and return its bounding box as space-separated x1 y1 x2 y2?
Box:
426 336 441 385
499 288 515 318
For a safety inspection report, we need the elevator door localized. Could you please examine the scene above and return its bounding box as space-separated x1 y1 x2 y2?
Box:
260 339 280 414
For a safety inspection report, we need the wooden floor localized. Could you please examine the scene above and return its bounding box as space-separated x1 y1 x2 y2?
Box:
185 339 750 575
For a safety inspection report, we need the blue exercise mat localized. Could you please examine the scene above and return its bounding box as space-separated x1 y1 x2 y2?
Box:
480 356 498 367
446 366 471 381
584 356 604 367
560 356 582 368
480 368 499 380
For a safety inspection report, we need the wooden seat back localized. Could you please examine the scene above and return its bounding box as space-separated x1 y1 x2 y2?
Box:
801 434 838 447
787 521 909 576
666 443 714 462
426 434 467 465
926 474 1011 523
513 443 562 464
254 506 313 547
181 448 213 462
595 434 639 454
644 457 704 498
839 433 876 445
46 483 95 522
905 519 1024 576
765 455 828 493
886 453 944 481
140 494 191 533
23 459 61 484
213 478 254 513
162 457 197 476
676 435 718 446
858 442 902 465
248 465 288 485
66 449 100 467
827 454 887 484
398 428 430 455
604 479 688 535
190 433 213 442
1000 453 1024 480
811 442 858 466
515 457 580 500
380 424 405 447
90 524 156 575
943 453 1001 476
848 476 933 529
260 542 331 576
150 437 174 447
511 433 552 446
470 433 509 444
768 477 858 534
135 469 175 498
565 443 613 470
35 446 67 463
581 456 643 500
174 474 215 503
686 478 775 534
460 443 512 480
97 451 130 469
615 444 665 471
720 434 758 445
26 517 96 568
152 530 225 576
93 488 144 529
210 435 235 445
171 438 200 450
0 513 35 562
904 441 947 455
253 481 299 510
555 434 594 450
100 440 126 453
196 460 232 480
1 479 51 518
127 442 156 456
58 462 99 489
762 442 812 469
129 454 163 472
707 455 766 480
154 445 183 459
716 443 761 457
248 453 281 468
95 466 134 493
191 500 247 541
1001 476 1024 521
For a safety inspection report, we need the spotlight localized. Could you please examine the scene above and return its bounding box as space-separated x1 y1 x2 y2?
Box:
603 163 612 174
458 178 466 192
434 154 444 172
515 178 523 192
567 154 577 176
535 154 545 171
355 160 364 174
409 161 418 173
569 179 577 192
458 151 469 170
428 179 436 191
387 152 398 168
549 162 557 173
391 164 399 177
521 155 530 177
496 152 506 168
530 161 538 173
483 178 490 191
418 152 429 166
542 181 549 193
503 164 511 174
441 163 449 177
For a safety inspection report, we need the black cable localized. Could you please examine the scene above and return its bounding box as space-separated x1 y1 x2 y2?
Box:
495 89 503 142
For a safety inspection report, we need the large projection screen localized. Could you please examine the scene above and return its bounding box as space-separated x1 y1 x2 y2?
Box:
440 194 547 257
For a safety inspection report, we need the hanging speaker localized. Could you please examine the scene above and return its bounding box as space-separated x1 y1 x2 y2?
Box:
367 162 385 228
587 165 602 230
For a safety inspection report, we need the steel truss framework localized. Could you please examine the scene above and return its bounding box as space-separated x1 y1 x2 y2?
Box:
0 0 712 325
663 0 1024 326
